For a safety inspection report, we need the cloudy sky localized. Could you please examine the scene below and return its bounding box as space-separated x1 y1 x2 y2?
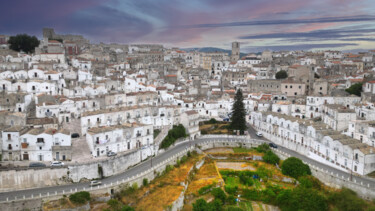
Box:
1 0 375 52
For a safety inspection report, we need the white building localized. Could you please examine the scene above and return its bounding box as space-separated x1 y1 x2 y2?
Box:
86 123 153 157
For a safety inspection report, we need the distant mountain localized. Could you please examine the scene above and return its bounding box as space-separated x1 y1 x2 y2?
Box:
182 47 247 58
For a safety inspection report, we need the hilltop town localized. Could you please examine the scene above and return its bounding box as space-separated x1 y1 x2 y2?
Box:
0 28 375 177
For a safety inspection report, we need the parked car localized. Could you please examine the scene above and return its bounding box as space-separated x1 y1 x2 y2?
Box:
71 133 80 138
90 180 102 187
107 151 117 157
256 132 263 137
51 161 64 167
269 143 278 148
29 162 46 168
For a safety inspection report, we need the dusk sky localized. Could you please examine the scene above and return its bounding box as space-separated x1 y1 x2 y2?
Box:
1 0 375 52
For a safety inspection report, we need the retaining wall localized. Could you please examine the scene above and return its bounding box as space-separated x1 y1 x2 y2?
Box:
0 168 68 192
272 148 375 200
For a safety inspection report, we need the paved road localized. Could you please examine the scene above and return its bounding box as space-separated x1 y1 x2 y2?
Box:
1 129 374 202
246 124 375 186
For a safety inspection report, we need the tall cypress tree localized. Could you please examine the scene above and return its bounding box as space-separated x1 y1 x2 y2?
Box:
230 89 246 132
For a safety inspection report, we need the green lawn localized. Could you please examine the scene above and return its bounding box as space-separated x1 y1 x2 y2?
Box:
226 176 240 187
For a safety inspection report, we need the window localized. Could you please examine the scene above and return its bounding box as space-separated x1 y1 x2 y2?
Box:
285 85 288 88
290 85 293 88
7 134 11 140
354 165 357 171
37 138 44 143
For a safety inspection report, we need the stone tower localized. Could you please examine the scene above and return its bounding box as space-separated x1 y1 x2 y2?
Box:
231 41 240 62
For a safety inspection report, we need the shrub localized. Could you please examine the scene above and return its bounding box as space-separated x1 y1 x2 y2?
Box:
281 157 311 179
211 188 226 203
117 184 138 198
263 150 280 165
160 124 187 149
256 166 273 179
143 178 148 187
226 195 237 205
224 185 238 195
121 206 135 211
275 70 288 79
208 118 218 124
256 143 270 153
198 184 214 195
243 189 261 201
276 187 328 211
328 188 366 211
193 198 208 211
132 183 138 191
238 171 255 186
107 199 122 210
69 191 90 204
262 188 276 204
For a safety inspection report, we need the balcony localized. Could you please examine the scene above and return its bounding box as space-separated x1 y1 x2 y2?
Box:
136 133 142 137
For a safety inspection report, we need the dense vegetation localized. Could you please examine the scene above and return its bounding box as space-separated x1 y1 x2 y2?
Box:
281 157 311 179
153 129 161 139
345 83 363 96
69 191 90 204
256 143 280 165
275 70 288 79
230 89 247 132
105 199 135 211
8 34 40 53
159 124 187 149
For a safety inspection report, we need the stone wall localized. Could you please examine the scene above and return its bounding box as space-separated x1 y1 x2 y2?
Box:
0 168 68 191
68 149 141 182
272 148 375 200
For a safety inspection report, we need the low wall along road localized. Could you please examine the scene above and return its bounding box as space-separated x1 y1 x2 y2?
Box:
1 135 375 206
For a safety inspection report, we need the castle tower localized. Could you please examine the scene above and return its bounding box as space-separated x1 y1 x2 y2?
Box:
231 41 240 62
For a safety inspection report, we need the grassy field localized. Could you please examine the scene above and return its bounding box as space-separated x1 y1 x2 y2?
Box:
120 152 203 211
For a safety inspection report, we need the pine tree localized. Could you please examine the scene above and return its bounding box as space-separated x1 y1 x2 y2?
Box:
230 89 247 132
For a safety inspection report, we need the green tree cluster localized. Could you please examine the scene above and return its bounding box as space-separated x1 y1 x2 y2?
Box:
160 124 187 149
230 89 247 132
276 187 328 211
328 188 367 211
345 83 363 96
263 150 280 165
106 199 135 211
275 70 288 79
8 34 40 53
69 191 90 204
256 143 280 165
281 157 311 179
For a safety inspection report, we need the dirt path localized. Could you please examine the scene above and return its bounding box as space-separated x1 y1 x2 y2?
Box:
216 161 256 171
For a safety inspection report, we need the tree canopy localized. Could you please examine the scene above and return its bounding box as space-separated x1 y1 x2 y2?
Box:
275 70 288 79
281 157 311 179
160 124 187 149
276 187 328 211
8 34 40 53
230 89 247 132
345 83 362 96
